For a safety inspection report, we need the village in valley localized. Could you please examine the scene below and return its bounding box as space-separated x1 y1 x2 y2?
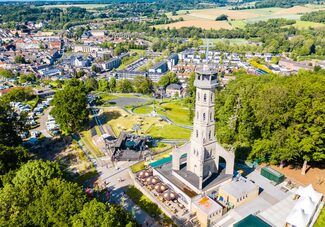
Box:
0 0 325 227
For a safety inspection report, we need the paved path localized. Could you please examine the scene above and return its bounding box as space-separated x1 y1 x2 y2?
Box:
99 162 154 225
31 107 52 138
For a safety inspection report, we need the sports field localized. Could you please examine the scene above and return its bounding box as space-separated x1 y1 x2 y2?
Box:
159 5 325 30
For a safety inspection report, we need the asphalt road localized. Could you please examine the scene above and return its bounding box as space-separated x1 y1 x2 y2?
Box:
98 161 154 225
31 107 53 138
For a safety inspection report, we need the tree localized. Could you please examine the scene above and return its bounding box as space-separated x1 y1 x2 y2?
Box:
0 69 14 78
19 73 36 84
1 87 33 103
85 78 98 92
215 14 228 21
0 145 29 176
158 72 179 88
72 200 109 227
109 77 116 92
28 178 86 226
104 205 136 227
133 76 153 94
116 79 133 93
50 83 88 133
98 79 110 92
14 55 27 64
91 65 101 73
0 100 26 146
75 69 86 78
215 71 325 172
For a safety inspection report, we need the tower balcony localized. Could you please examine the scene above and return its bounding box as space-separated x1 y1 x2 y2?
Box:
194 79 218 89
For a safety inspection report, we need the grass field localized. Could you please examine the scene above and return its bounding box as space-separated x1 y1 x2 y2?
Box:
103 106 191 140
314 207 325 227
133 100 192 126
159 5 325 30
156 101 192 126
147 124 191 140
80 130 104 157
292 20 325 29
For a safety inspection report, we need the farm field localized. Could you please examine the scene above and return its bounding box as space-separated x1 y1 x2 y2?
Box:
160 5 325 30
292 20 325 29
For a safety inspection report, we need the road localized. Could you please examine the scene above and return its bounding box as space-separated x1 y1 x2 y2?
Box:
98 161 154 225
31 107 53 138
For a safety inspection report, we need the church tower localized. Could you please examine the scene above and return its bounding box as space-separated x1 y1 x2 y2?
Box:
186 65 218 190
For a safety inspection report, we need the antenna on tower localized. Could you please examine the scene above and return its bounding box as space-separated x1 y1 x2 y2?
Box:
206 40 209 63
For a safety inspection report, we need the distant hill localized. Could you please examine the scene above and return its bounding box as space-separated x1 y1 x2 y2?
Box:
255 0 322 8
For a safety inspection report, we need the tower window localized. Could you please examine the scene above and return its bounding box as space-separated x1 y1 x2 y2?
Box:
209 131 211 139
198 75 201 80
204 93 207 102
211 93 213 102
196 130 198 138
198 92 200 101
210 112 212 121
203 113 206 121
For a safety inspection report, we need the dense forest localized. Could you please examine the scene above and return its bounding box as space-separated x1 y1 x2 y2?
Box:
214 70 325 173
0 6 95 29
255 0 322 8
301 10 325 23
0 85 135 226
106 19 325 58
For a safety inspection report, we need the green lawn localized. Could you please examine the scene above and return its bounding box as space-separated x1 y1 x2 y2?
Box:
133 105 154 114
156 101 192 126
126 186 175 225
315 207 325 227
229 20 247 29
80 130 104 157
147 124 191 140
130 161 146 173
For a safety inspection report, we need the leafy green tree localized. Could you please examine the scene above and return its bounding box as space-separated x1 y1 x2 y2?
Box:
85 78 98 92
215 71 325 172
104 205 136 227
91 65 101 73
51 84 88 133
98 79 110 92
0 69 14 78
109 77 116 92
1 87 33 103
28 178 86 226
0 100 26 146
116 79 133 93
19 73 36 84
14 55 27 64
0 145 29 176
158 72 179 88
133 76 153 94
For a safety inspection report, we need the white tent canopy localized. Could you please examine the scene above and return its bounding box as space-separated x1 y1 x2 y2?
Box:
286 184 323 227
286 208 309 227
295 184 322 203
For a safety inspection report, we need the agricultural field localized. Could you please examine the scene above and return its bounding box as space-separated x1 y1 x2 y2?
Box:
291 20 325 29
159 5 325 30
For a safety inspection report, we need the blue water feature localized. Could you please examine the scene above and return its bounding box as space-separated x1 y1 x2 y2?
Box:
149 153 187 168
